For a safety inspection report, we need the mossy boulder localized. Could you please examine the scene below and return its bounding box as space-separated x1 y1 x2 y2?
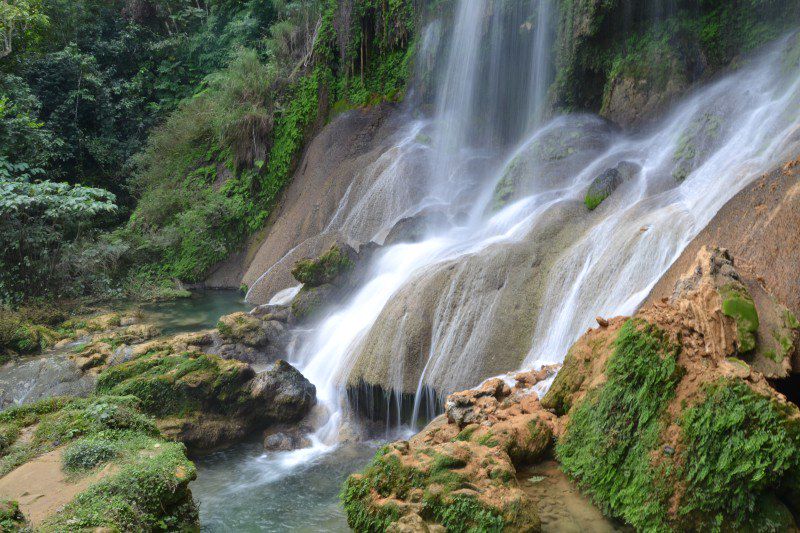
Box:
0 396 198 530
584 161 640 210
292 245 356 288
96 350 315 452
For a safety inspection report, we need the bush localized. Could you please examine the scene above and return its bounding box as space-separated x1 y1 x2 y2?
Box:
62 437 118 472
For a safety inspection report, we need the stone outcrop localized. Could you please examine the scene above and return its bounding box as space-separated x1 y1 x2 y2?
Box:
345 247 800 532
649 159 800 318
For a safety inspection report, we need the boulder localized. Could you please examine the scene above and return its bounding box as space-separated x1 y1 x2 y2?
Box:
249 360 317 422
383 209 451 246
584 160 640 210
342 368 557 532
96 350 316 453
491 115 615 210
263 425 312 452
212 312 289 364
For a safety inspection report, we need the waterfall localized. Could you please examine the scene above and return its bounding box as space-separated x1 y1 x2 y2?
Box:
268 4 800 450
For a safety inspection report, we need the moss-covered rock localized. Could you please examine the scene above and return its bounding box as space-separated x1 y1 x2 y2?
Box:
291 245 355 288
342 369 559 532
96 349 315 452
553 249 800 531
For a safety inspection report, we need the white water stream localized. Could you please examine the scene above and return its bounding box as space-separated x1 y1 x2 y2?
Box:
214 1 800 505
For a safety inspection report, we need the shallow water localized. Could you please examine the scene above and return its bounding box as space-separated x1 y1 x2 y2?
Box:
191 440 379 532
136 290 251 336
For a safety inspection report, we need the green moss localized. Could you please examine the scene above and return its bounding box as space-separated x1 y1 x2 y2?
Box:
0 500 27 531
62 436 119 472
292 246 354 287
96 351 244 418
456 425 478 441
784 310 800 331
341 445 510 532
557 319 683 530
677 380 800 531
584 191 607 211
719 283 759 354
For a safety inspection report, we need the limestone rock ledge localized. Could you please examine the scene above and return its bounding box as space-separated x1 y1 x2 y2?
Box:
343 247 800 532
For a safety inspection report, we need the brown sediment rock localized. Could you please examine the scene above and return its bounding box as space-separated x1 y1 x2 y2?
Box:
649 160 800 317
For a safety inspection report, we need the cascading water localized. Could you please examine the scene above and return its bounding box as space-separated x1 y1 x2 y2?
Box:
193 1 800 527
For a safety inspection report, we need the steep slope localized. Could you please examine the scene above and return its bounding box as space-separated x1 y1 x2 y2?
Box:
649 158 800 316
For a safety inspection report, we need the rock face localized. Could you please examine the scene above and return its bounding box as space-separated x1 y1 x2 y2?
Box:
346 198 592 400
649 159 800 318
225 104 422 302
0 356 95 410
383 209 451 246
346 248 800 532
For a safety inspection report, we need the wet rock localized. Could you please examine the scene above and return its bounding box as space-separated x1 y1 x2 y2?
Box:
98 351 315 453
249 360 317 422
290 284 338 322
0 355 96 410
584 161 640 210
491 115 615 210
384 209 451 246
263 426 312 452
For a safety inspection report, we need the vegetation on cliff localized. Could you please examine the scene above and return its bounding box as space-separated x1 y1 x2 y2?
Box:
553 0 800 125
0 0 417 308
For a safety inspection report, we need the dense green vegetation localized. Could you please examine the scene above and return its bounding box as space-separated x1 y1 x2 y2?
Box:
0 0 416 310
557 319 684 530
553 0 800 115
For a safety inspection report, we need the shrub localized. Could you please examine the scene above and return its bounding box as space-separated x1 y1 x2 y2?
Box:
62 437 118 472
